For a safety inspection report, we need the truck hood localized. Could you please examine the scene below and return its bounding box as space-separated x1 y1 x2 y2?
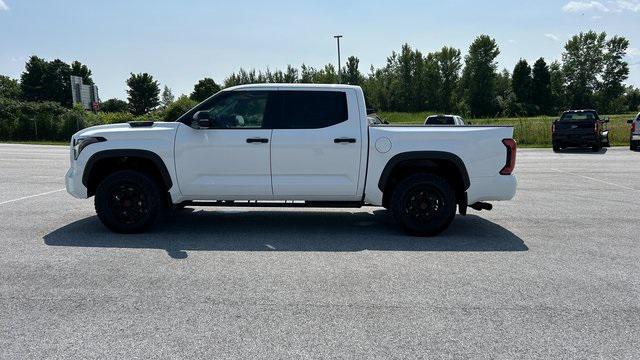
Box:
72 122 181 141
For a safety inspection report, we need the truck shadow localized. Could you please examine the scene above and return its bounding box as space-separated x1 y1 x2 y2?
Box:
43 210 528 259
555 148 608 154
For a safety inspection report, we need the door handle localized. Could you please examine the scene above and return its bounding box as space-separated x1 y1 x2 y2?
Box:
334 138 357 144
246 138 269 144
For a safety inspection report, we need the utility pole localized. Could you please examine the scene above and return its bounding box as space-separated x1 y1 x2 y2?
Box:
334 35 343 82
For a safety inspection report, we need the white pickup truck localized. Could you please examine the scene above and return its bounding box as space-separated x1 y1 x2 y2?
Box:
66 84 517 236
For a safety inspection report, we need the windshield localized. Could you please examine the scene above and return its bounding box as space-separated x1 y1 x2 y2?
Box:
426 116 455 125
560 112 599 122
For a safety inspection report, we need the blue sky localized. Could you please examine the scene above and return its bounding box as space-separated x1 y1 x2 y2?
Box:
1 0 639 100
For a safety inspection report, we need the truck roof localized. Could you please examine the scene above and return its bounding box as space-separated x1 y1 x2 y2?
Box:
223 83 362 92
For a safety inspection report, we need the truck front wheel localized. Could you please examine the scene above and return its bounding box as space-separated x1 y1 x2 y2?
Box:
390 174 457 237
94 170 162 233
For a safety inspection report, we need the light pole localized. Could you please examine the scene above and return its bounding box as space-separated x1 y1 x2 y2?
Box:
334 35 343 82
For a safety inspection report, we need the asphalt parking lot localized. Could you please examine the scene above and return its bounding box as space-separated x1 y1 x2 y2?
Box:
0 143 639 359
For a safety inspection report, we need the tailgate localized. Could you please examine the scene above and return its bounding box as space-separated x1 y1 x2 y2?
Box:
555 120 596 135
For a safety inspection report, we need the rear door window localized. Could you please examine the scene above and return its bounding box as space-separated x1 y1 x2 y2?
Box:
276 91 349 129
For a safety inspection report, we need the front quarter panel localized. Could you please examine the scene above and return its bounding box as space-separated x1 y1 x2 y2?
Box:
66 122 181 202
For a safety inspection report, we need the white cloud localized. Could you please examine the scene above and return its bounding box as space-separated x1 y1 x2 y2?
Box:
563 1 611 12
562 0 640 13
545 33 560 41
0 0 9 11
616 0 640 12
628 48 640 57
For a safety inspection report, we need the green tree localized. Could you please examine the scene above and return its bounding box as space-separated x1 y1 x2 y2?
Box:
126 73 160 115
435 47 462 112
100 98 129 113
549 61 566 113
0 75 21 99
343 56 364 86
300 64 316 83
599 36 630 112
20 56 48 102
163 95 198 122
512 59 532 106
190 78 221 102
562 31 606 108
43 59 73 107
70 61 94 85
161 85 175 109
531 58 552 115
461 35 500 117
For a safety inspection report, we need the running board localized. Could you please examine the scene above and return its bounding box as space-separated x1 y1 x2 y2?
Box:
180 200 364 209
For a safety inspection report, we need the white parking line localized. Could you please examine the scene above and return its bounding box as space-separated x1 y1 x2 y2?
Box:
0 189 66 206
550 168 639 192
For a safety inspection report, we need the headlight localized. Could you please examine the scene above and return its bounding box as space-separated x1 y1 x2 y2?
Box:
73 137 106 160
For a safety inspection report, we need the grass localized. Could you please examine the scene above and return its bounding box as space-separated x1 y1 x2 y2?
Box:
379 112 636 147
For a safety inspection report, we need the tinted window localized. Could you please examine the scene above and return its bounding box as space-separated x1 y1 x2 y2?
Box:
426 116 455 125
183 91 274 128
278 91 348 129
560 112 599 122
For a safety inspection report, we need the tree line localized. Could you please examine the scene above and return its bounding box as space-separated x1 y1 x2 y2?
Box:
1 31 639 134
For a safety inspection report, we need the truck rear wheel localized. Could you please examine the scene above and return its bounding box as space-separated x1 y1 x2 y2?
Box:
94 170 162 233
390 174 457 237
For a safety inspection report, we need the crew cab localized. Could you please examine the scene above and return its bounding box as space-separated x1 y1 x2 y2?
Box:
629 113 640 151
552 110 610 152
66 84 517 236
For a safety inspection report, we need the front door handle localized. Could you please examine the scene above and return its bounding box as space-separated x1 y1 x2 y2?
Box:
246 138 269 144
334 138 357 144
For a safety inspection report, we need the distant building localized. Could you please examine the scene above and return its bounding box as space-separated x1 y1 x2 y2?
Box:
70 75 99 110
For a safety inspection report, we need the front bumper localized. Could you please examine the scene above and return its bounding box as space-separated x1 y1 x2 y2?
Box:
65 166 88 199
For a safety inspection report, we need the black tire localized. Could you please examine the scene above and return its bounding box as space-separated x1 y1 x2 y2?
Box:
94 170 163 233
552 143 561 152
631 140 638 151
390 174 457 237
592 143 602 152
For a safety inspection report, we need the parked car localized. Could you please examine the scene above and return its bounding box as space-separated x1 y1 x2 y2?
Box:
552 110 610 152
628 113 640 151
66 84 517 237
424 115 466 126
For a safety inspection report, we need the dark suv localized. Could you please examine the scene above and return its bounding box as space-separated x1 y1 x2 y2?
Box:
552 110 610 152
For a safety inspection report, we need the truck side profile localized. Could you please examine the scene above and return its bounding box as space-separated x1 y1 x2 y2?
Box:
66 84 517 236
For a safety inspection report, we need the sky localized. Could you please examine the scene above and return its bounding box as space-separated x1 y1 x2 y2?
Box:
1 0 640 100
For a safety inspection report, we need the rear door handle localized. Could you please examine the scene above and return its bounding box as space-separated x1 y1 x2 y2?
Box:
334 138 357 144
246 138 269 144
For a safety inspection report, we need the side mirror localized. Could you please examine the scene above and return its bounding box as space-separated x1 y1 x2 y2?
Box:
628 119 634 124
604 118 610 123
193 111 211 128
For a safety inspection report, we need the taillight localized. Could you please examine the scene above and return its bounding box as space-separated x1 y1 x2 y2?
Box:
632 122 637 133
500 139 517 175
594 122 598 133
552 123 556 133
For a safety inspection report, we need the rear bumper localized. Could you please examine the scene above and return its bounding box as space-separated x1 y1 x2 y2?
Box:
553 133 602 146
467 175 517 204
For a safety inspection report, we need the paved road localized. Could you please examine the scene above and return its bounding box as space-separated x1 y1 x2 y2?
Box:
1 143 639 359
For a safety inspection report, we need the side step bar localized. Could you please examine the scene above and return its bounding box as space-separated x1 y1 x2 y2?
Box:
180 200 364 209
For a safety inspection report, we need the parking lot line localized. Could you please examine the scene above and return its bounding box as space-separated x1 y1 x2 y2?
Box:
0 189 65 206
550 168 639 192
